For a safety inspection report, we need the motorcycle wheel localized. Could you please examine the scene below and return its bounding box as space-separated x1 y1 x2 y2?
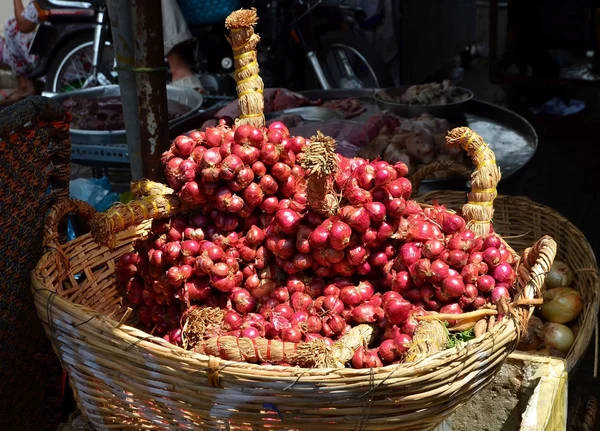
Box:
45 33 116 93
304 30 393 90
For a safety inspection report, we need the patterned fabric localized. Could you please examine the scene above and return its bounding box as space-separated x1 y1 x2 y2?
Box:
1 2 39 76
0 96 71 430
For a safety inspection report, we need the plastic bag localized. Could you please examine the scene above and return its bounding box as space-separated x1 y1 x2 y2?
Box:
68 177 120 241
70 177 120 212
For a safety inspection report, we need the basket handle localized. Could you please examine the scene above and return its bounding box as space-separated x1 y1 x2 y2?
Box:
43 198 98 277
409 160 472 194
89 194 192 248
512 235 557 328
410 127 501 237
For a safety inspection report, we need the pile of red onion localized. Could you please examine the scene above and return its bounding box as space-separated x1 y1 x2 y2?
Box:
116 118 517 368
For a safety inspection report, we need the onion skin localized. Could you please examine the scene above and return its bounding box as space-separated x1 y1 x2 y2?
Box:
329 221 352 251
541 287 583 324
352 304 384 323
378 339 399 363
517 315 545 351
383 297 412 325
490 285 510 303
439 303 462 326
352 346 383 369
537 322 575 354
545 260 574 288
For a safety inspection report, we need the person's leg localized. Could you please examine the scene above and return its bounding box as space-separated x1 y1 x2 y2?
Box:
1 18 17 97
1 18 36 101
161 0 204 91
14 75 35 96
6 28 37 100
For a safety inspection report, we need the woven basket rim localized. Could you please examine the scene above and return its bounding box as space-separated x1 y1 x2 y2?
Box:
496 195 598 264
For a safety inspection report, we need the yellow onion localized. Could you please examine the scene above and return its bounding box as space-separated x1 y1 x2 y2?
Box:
541 287 583 324
536 323 575 354
545 260 574 288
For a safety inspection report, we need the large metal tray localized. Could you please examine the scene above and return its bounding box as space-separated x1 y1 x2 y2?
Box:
47 85 204 164
299 89 538 186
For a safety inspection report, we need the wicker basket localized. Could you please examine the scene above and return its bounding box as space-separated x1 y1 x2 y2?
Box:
411 160 600 373
32 130 558 430
31 200 555 431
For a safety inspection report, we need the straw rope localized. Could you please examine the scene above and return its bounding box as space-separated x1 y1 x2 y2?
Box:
225 8 265 128
446 127 501 237
182 304 376 368
405 321 449 363
409 160 472 195
130 179 174 198
299 131 339 216
194 323 375 369
89 194 192 248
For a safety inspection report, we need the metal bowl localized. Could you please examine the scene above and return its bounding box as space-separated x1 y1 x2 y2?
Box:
46 85 204 147
374 86 474 121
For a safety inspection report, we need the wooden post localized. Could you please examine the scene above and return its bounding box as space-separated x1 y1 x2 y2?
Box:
106 0 143 180
131 0 170 181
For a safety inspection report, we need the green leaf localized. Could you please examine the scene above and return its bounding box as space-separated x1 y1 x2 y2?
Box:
446 328 475 349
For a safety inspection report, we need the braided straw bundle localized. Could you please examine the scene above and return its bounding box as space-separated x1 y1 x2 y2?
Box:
130 179 174 198
299 131 339 216
90 194 193 248
194 324 375 369
225 8 265 128
182 306 377 368
446 127 501 237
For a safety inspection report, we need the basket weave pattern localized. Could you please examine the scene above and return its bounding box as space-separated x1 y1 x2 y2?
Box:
33 196 556 431
417 191 600 372
0 96 71 430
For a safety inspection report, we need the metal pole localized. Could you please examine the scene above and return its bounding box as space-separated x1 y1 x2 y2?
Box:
131 0 170 181
106 0 143 180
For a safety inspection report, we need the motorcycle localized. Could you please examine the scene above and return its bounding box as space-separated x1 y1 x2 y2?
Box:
249 0 392 91
31 0 392 95
29 0 115 93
